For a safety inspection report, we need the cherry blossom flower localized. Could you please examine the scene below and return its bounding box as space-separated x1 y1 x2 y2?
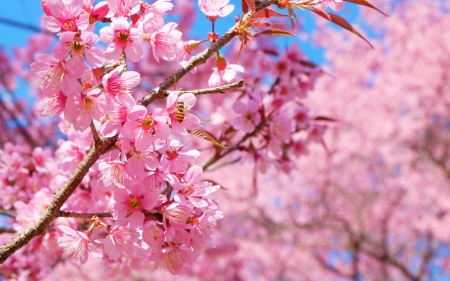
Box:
31 54 83 96
190 210 223 250
232 99 261 133
198 0 234 22
138 0 173 32
65 87 106 132
149 22 183 62
43 0 89 33
120 107 171 152
97 159 127 188
160 140 200 174
37 91 68 117
102 224 140 261
57 225 102 264
102 65 141 97
107 0 140 18
208 53 244 87
99 95 136 137
111 181 159 227
172 165 220 209
100 17 143 62
154 244 194 275
160 203 192 230
126 148 159 178
268 113 292 158
54 31 105 77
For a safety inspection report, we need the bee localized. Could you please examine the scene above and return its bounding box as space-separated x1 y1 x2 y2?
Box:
176 101 186 123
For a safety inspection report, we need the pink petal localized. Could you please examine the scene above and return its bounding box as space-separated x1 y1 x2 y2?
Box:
43 16 61 32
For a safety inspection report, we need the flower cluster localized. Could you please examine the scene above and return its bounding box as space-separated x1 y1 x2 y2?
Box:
0 0 354 278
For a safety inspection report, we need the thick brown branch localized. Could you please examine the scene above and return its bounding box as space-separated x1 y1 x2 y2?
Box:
0 137 115 264
57 211 113 219
139 0 279 107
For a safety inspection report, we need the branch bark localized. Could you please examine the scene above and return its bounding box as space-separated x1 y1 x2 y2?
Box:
57 211 113 219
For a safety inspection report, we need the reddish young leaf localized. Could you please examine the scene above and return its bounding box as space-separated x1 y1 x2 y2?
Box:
343 0 389 16
252 8 287 20
314 116 337 122
188 128 227 148
251 21 283 28
311 9 374 49
299 60 318 68
242 0 249 13
256 29 298 38
245 0 256 12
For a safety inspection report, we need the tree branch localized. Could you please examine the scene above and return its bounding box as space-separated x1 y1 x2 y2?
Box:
57 211 113 219
139 0 279 107
179 80 244 96
0 228 15 234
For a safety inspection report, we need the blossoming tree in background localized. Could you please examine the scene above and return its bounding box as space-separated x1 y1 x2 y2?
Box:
8 0 445 280
169 1 450 280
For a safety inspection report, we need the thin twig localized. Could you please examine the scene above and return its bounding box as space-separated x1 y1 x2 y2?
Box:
179 80 244 96
90 121 100 143
57 211 113 219
0 209 16 218
0 228 15 234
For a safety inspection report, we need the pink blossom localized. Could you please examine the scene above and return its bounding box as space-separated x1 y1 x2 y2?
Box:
36 91 67 117
120 107 170 152
232 99 261 133
149 22 183 62
198 0 234 22
31 54 83 96
65 88 106 132
154 244 194 275
166 92 200 135
160 140 200 174
126 148 159 178
102 224 140 261
111 181 159 227
142 220 165 251
100 17 143 62
138 0 173 32
172 165 220 209
160 203 192 230
54 31 105 76
208 53 244 87
57 225 102 264
107 0 140 18
100 94 140 137
102 65 141 97
190 210 223 249
89 1 111 22
97 159 127 188
43 0 89 33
